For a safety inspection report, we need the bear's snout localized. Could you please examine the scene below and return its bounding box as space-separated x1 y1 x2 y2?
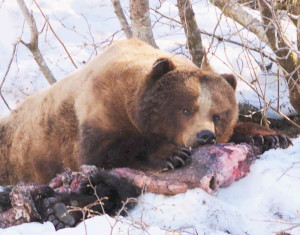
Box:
196 130 216 145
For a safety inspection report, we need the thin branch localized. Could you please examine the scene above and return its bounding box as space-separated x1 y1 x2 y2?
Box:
150 7 276 62
207 1 225 54
33 0 77 69
210 0 268 44
111 0 132 38
213 53 300 129
258 0 300 114
297 15 300 52
277 223 300 234
81 14 98 56
16 0 56 85
277 161 300 181
150 7 181 24
0 42 19 110
210 0 300 114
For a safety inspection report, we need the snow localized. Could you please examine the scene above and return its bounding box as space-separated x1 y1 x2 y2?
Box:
128 138 300 234
0 0 296 118
0 0 299 234
2 138 300 235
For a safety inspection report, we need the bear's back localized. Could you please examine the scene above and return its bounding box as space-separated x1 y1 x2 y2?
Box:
87 39 198 77
0 39 200 185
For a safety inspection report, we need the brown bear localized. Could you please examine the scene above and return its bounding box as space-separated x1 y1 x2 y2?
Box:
0 38 290 185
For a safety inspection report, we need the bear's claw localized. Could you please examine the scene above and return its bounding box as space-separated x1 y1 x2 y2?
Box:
166 161 175 170
178 147 192 156
250 134 292 152
174 156 186 166
167 147 192 169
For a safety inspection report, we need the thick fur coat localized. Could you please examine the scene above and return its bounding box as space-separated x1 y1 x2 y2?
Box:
0 39 283 185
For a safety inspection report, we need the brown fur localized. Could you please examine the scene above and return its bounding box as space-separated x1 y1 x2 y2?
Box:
0 39 240 185
233 122 276 136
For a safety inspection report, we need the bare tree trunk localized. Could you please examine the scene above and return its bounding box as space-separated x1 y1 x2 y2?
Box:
210 0 300 114
177 0 204 67
16 0 56 85
210 0 268 44
130 0 158 48
258 0 300 113
111 0 133 38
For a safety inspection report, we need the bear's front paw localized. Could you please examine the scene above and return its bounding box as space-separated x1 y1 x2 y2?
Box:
166 147 192 170
250 134 292 152
148 145 192 171
41 197 75 230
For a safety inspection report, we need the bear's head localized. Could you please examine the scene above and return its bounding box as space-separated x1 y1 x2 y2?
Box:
137 58 238 149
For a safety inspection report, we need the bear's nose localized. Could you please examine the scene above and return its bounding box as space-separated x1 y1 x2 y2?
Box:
196 130 216 145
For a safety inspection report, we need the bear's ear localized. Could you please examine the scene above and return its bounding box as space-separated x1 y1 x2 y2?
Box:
149 58 175 80
221 73 237 90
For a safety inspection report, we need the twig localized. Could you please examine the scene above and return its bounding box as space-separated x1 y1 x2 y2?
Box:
81 14 98 56
232 19 266 111
150 7 276 61
0 42 19 110
32 0 77 69
150 7 181 24
16 0 57 85
210 0 268 43
277 223 300 234
277 68 280 111
252 218 299 225
207 1 224 54
213 53 300 130
277 161 300 181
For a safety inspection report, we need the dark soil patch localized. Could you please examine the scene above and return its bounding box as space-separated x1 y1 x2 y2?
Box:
268 115 300 138
239 103 300 138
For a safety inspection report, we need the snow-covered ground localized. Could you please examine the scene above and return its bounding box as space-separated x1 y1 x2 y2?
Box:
2 139 300 235
0 0 299 234
0 0 296 118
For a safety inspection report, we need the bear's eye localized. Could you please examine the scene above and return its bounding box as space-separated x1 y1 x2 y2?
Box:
182 109 191 116
212 114 220 124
